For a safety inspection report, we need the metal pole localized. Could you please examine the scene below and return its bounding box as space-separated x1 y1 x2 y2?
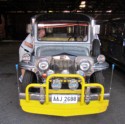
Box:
109 64 115 94
15 64 20 93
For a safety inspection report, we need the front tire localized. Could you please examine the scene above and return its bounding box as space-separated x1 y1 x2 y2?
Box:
91 71 104 84
90 71 104 93
20 70 34 92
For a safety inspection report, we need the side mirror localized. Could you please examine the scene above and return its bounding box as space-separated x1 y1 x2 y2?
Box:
26 24 32 33
94 25 100 34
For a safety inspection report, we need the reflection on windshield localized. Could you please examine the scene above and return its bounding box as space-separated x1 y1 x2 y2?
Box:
37 22 89 42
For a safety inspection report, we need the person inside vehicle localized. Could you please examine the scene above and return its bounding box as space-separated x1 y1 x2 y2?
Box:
38 28 46 40
19 28 46 82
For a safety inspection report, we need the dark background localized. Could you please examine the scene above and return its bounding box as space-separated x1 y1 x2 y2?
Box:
0 0 125 40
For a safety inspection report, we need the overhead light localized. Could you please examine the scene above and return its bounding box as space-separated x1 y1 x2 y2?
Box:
79 4 86 8
79 1 86 8
48 10 53 13
81 1 86 5
63 10 70 13
113 18 120 20
77 10 82 12
106 10 112 13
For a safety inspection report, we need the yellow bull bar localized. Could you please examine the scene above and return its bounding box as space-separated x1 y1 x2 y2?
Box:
20 74 109 116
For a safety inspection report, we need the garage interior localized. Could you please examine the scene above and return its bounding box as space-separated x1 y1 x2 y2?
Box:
0 0 125 124
1 0 125 40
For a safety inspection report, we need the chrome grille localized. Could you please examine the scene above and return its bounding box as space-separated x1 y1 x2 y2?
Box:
51 57 75 73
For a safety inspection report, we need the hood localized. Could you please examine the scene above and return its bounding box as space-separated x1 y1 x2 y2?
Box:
36 44 89 57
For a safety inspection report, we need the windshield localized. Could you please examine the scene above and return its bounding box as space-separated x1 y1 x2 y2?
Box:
37 22 89 42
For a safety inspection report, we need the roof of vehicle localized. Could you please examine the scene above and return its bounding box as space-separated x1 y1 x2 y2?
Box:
33 13 93 23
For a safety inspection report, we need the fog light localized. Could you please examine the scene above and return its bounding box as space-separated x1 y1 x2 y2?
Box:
51 79 62 90
68 79 79 90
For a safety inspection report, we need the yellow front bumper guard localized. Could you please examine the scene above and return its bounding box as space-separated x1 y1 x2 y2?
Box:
19 74 109 116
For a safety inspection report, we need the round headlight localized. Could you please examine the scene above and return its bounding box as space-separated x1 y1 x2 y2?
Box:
68 79 79 90
51 79 62 90
47 69 54 76
97 54 105 63
80 61 90 71
38 61 49 71
22 53 30 61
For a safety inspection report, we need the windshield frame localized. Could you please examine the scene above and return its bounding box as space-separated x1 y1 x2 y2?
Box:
37 21 89 42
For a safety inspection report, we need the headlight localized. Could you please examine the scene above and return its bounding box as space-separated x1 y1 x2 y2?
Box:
97 54 105 63
22 53 30 61
76 70 85 76
51 79 62 90
68 79 79 90
80 61 90 71
47 69 54 76
38 61 49 71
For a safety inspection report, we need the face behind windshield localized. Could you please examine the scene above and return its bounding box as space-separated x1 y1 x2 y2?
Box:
37 22 89 42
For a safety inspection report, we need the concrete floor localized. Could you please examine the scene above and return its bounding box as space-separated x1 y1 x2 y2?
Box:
0 41 125 124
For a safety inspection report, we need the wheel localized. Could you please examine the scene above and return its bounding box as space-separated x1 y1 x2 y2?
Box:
20 70 35 92
90 71 104 93
91 71 104 84
92 39 100 57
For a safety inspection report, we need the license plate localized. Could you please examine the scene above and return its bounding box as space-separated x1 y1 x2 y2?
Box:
51 94 78 104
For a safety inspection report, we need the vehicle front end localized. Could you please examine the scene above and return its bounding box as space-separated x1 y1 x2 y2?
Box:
19 13 110 116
